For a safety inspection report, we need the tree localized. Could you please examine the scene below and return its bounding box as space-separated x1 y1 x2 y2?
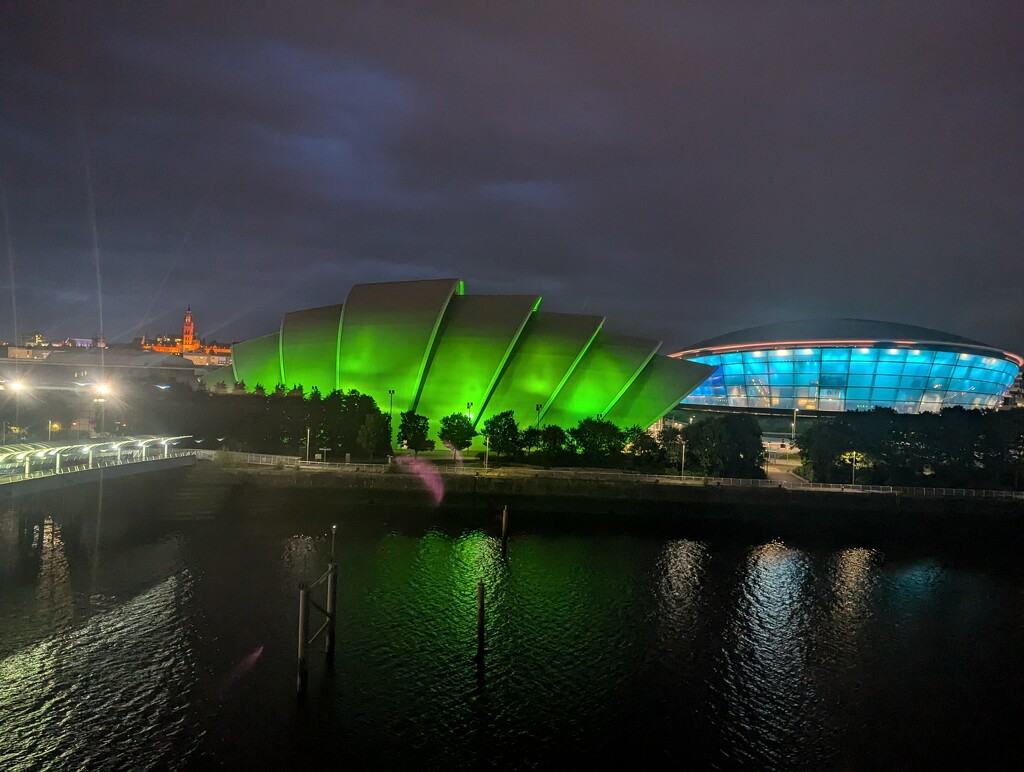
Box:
438 413 476 459
626 430 664 467
357 412 389 462
213 381 228 394
568 417 626 463
658 425 684 466
253 383 266 397
521 426 541 457
398 410 431 454
538 425 569 462
683 413 765 478
481 410 521 458
233 380 247 393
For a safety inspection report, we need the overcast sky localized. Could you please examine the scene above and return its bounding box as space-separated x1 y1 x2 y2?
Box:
2 2 1022 354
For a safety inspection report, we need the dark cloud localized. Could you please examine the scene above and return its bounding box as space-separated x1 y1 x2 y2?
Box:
1 1 1022 353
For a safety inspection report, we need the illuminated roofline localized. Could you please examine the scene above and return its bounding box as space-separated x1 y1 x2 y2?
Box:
669 339 1024 368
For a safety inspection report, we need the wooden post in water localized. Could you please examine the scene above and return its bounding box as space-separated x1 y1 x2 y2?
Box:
325 563 337 660
297 584 310 696
475 581 485 663
500 505 509 559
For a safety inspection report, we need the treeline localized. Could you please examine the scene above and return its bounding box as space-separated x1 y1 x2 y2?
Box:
796 407 1024 489
115 381 766 475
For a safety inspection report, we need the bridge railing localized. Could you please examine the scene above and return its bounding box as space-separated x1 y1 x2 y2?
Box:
0 449 197 486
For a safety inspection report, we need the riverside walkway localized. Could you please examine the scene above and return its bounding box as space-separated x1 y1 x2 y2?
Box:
195 450 1024 503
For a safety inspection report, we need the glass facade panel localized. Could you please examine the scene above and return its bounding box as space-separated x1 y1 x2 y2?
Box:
823 348 852 361
820 361 849 374
899 375 927 389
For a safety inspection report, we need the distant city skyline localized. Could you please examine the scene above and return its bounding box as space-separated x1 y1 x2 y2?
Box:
2 3 1022 353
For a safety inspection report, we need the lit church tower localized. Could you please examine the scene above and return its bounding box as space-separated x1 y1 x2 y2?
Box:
182 306 195 351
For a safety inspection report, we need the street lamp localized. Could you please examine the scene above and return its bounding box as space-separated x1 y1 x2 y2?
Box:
388 389 395 444
678 437 687 478
10 380 26 428
535 403 542 430
791 407 798 443
94 383 113 435
466 402 473 420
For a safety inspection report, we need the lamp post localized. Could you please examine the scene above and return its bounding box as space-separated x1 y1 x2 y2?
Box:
388 389 395 444
679 438 687 478
305 427 310 462
535 403 542 430
466 402 473 420
791 407 798 443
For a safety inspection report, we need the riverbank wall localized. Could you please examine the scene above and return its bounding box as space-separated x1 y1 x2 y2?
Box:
187 462 1023 543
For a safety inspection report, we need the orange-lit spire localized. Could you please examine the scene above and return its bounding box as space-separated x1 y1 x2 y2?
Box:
183 306 195 350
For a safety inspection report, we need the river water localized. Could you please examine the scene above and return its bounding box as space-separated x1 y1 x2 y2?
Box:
1 474 1022 770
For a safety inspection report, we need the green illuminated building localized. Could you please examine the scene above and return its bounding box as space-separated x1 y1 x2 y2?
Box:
213 279 711 437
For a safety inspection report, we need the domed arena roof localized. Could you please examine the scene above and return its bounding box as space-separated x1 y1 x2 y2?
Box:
673 318 1021 365
682 318 990 351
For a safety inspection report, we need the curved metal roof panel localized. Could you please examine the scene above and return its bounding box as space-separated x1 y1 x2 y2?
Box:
683 319 991 350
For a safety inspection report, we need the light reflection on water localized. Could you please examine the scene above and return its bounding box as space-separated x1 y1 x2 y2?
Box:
1 491 1023 770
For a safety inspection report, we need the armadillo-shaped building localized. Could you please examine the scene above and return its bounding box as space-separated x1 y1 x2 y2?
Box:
210 279 712 433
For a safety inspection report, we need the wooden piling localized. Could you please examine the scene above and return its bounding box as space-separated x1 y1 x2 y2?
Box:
475 581 485 663
325 563 337 660
500 505 509 559
297 584 310 696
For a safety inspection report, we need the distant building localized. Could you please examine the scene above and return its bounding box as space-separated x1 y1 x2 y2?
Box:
1 348 199 390
142 306 232 361
16 331 45 347
6 346 51 360
1006 373 1024 408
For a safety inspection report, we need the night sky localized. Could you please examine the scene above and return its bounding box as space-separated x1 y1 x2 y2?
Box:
2 2 1022 353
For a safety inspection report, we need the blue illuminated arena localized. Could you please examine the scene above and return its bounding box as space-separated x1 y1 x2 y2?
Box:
671 319 1022 413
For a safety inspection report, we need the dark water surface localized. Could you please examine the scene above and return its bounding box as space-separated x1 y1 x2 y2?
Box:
2 475 1023 770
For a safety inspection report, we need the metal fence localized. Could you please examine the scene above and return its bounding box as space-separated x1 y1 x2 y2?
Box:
193 450 1024 502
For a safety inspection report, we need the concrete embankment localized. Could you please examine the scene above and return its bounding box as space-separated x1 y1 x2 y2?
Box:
188 462 1023 543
